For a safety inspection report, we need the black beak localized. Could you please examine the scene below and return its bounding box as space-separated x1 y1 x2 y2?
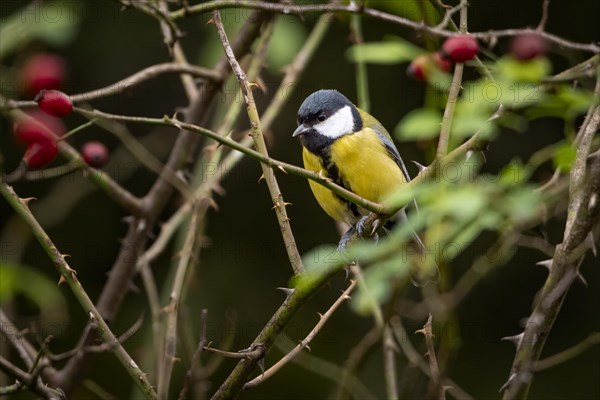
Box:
292 124 310 137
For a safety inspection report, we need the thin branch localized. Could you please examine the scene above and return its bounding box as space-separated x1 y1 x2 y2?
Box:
350 13 370 112
382 327 399 400
536 0 550 31
534 332 600 371
157 203 200 399
212 10 304 275
436 0 467 160
178 309 209 400
0 356 62 399
243 280 357 389
503 104 600 399
47 314 144 362
2 63 220 109
390 317 473 400
0 183 157 400
169 1 600 53
416 315 445 400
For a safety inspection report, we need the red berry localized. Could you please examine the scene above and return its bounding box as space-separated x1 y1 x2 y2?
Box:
35 90 73 117
81 141 109 168
23 139 58 169
13 110 66 145
433 52 452 72
407 55 430 81
21 53 66 94
441 35 479 63
509 33 548 61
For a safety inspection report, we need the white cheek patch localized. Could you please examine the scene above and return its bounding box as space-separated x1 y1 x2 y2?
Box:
314 105 354 139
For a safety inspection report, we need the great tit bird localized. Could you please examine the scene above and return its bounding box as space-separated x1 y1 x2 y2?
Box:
293 89 420 249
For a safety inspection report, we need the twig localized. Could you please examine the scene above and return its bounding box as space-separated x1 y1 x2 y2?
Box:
0 183 157 400
47 314 144 362
350 13 370 112
212 10 304 275
243 280 357 389
0 355 63 399
178 309 209 400
169 1 600 53
157 203 200 400
536 0 550 31
533 332 600 371
382 327 399 400
503 104 600 399
434 2 463 30
416 315 445 400
2 63 220 109
390 316 473 400
203 345 265 360
436 0 467 160
274 338 376 399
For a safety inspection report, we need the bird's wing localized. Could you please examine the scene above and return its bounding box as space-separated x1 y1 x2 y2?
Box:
369 125 412 183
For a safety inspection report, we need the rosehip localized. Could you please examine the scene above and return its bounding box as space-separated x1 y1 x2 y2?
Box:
35 90 73 117
407 55 430 81
509 33 548 61
13 110 66 145
81 141 109 168
23 139 58 169
433 52 452 72
21 53 66 94
441 35 479 63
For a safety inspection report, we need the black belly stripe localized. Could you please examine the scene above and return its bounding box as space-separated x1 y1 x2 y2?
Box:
301 132 359 218
322 154 360 218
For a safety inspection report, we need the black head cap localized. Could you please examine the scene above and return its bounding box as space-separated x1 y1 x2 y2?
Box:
297 90 362 129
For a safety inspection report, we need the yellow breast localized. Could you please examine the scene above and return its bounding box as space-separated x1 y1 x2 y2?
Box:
302 128 406 223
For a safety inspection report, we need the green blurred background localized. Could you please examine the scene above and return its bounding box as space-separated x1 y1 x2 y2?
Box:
1 1 599 399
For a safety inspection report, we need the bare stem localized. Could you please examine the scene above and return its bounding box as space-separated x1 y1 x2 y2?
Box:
212 10 304 275
243 280 357 389
168 1 600 53
0 183 157 400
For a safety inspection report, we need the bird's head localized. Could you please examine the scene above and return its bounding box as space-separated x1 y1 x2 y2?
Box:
293 90 363 142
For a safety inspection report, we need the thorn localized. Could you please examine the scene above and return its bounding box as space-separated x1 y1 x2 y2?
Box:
465 150 474 160
256 76 268 94
282 202 292 207
304 344 311 352
317 312 324 319
61 253 71 259
342 266 350 281
258 173 265 183
576 271 588 287
536 259 553 270
501 332 523 347
206 17 214 25
499 373 516 393
64 265 77 275
209 198 219 211
415 328 427 336
411 161 427 172
58 275 67 286
20 197 37 206
276 287 295 297
586 232 597 256
443 385 453 393
257 358 265 377
276 165 288 174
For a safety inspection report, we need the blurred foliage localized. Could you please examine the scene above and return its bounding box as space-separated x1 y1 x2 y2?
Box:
0 262 68 326
0 1 80 59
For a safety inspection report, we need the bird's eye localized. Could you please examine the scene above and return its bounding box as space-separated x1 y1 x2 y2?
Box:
317 114 326 122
